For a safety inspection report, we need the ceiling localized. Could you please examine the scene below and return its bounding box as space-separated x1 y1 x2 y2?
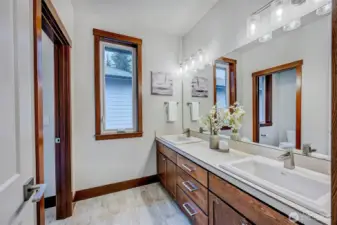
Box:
71 0 219 36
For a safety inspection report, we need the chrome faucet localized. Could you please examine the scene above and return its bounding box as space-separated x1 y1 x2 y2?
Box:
277 148 295 170
302 144 316 156
183 128 191 138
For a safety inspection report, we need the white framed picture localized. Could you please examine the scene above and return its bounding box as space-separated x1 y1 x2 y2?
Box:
151 72 173 96
192 76 208 97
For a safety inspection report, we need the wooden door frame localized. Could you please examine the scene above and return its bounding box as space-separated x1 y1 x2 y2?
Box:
33 0 72 224
252 60 303 150
331 1 337 224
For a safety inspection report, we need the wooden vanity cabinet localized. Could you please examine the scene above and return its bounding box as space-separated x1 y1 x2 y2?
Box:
156 141 292 225
157 152 166 186
166 159 176 198
209 192 252 225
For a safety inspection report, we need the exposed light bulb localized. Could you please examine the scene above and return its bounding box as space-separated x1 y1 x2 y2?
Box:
259 33 273 43
316 2 332 16
283 19 301 32
179 64 183 74
197 49 203 63
247 14 260 38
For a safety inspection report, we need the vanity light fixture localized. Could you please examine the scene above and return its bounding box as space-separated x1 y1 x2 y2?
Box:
259 32 273 43
316 2 332 16
283 19 301 31
272 0 285 23
291 0 306 5
247 14 260 37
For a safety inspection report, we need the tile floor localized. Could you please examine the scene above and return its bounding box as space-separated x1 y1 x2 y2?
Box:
46 183 191 225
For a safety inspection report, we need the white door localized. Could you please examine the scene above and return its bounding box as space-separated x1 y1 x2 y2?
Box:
0 0 39 224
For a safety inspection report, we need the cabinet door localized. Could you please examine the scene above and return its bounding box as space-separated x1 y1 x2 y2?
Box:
209 192 252 225
157 152 166 186
166 159 176 198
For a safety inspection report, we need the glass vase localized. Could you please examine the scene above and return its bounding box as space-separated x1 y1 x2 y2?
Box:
209 135 220 149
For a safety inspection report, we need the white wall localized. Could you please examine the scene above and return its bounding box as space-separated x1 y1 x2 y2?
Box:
50 0 75 193
239 16 331 155
73 9 181 190
42 32 56 198
183 0 270 60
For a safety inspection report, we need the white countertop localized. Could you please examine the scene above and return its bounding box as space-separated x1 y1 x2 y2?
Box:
156 136 330 225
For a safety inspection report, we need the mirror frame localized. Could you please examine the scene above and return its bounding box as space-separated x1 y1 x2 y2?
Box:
252 60 303 149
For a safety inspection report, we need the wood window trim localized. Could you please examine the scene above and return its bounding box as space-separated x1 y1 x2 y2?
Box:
259 75 273 127
213 57 237 130
93 28 143 140
252 60 303 149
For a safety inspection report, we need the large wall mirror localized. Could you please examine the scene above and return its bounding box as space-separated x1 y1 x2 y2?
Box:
182 11 331 160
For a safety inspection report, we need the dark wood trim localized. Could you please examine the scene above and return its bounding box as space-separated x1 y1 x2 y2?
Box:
74 175 159 202
33 0 45 224
295 65 302 150
42 0 72 46
93 29 143 140
34 0 73 222
213 57 237 130
93 28 142 45
252 60 303 77
259 122 273 127
331 1 337 224
265 75 273 125
54 45 73 219
95 132 143 140
45 196 56 209
252 60 302 149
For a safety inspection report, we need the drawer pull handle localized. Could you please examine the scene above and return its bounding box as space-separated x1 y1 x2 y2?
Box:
182 181 198 192
182 202 198 216
182 164 195 172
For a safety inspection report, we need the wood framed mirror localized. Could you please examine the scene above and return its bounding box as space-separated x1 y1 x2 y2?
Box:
252 60 303 150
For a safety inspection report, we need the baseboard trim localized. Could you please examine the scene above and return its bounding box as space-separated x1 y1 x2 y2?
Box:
45 196 56 209
74 175 159 202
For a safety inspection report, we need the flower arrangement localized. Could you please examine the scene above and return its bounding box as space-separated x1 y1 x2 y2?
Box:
199 105 225 135
224 102 246 134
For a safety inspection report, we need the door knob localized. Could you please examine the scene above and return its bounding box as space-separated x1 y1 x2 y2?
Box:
23 177 47 202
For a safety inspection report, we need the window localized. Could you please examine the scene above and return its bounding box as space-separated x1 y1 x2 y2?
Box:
215 65 228 109
258 75 272 127
93 29 142 140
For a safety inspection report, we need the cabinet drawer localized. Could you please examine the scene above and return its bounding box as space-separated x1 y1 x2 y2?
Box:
177 168 208 214
157 142 177 164
209 173 293 225
177 155 208 187
176 186 208 225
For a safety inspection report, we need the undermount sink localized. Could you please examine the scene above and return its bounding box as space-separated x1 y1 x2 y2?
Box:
161 134 203 145
219 156 331 217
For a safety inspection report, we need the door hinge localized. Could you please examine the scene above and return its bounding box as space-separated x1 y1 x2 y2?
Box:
55 138 61 144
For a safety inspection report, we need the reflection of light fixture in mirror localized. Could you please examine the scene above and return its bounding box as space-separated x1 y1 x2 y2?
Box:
183 60 189 72
291 0 306 5
259 33 273 43
197 49 203 63
283 19 301 31
271 0 286 23
316 2 332 16
189 56 195 71
247 14 260 37
178 63 183 75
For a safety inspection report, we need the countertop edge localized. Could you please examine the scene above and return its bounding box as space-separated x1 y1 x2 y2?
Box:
156 137 329 225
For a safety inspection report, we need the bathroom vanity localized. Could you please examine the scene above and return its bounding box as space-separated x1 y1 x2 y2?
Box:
156 136 330 225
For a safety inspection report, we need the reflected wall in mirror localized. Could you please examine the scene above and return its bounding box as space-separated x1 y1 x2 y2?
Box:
252 60 303 150
182 11 331 159
183 57 237 132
